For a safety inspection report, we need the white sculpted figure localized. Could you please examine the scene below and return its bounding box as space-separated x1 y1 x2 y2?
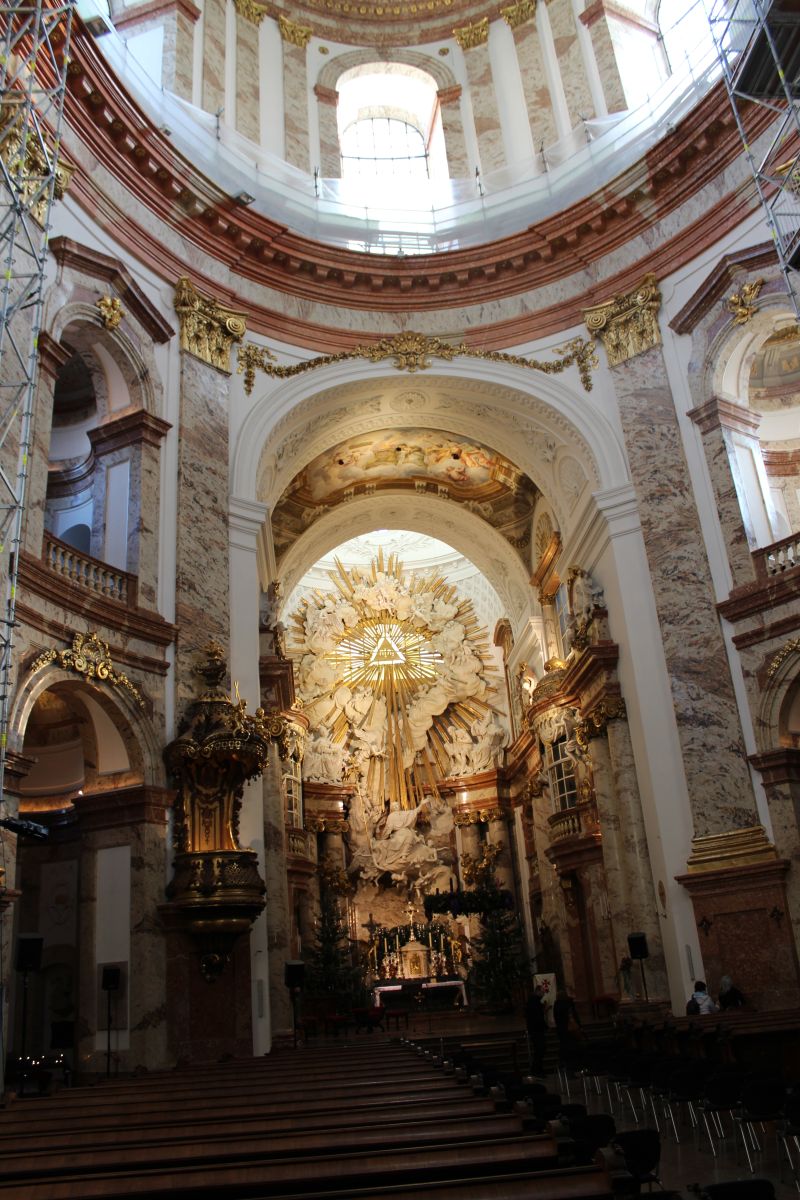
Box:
298 654 336 699
445 724 473 776
303 729 346 783
370 801 438 880
468 710 509 772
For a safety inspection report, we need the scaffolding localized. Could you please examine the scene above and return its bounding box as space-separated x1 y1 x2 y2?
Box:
0 0 73 801
706 0 800 319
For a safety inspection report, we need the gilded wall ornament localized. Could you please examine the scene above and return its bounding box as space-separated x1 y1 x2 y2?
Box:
97 295 124 330
233 0 266 23
574 698 627 751
727 278 763 324
767 636 800 679
453 17 489 47
30 631 145 708
173 277 247 373
238 333 597 395
501 0 536 29
583 273 662 367
0 117 74 226
278 14 312 46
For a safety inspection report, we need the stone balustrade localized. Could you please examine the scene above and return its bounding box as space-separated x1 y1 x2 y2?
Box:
547 799 599 843
45 533 137 606
753 531 800 578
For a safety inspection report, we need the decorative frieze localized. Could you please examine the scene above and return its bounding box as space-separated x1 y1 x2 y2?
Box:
767 637 800 679
583 273 662 366
173 277 246 373
501 0 536 29
305 816 349 834
453 17 489 48
278 14 312 46
453 806 504 826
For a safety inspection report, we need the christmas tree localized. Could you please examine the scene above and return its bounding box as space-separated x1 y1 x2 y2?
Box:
464 844 528 1012
305 881 366 1011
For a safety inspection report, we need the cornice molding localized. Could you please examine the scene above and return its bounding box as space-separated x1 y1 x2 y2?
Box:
37 331 72 380
62 31 771 341
88 409 173 455
669 241 778 335
687 396 762 437
112 0 201 29
49 236 175 343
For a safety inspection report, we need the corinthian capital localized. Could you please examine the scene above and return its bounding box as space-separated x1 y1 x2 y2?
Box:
583 273 661 367
173 277 246 373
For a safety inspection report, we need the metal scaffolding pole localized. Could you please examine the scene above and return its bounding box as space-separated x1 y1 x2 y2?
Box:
705 0 800 319
0 0 75 1085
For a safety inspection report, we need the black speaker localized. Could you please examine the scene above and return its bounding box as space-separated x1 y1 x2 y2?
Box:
627 932 649 960
101 966 121 992
15 934 43 973
284 961 305 989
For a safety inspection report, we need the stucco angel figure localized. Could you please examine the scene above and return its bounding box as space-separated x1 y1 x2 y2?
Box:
445 724 473 776
303 728 347 783
370 801 438 881
468 710 508 772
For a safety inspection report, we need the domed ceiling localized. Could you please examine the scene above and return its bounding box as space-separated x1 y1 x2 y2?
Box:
749 325 800 411
270 426 538 564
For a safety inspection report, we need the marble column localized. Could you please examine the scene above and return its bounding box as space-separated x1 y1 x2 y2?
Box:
455 815 482 880
688 397 760 590
25 333 70 558
88 411 171 611
587 719 667 997
547 0 596 127
173 278 245 710
437 87 470 179
536 0 572 140
454 21 507 174
750 748 800 969
236 7 260 143
279 16 311 173
584 277 757 838
486 812 516 895
315 85 341 178
502 1 557 156
201 0 226 115
262 751 293 1037
112 1 199 102
0 754 33 1088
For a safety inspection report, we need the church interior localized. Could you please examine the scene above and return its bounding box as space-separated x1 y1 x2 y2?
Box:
2 0 800 1191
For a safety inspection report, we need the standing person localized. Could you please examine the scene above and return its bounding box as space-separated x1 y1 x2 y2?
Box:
553 987 581 1048
718 975 746 1010
525 985 548 1076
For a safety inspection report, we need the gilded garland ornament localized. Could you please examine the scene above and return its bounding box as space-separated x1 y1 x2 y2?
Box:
767 637 800 679
237 333 597 395
31 631 145 708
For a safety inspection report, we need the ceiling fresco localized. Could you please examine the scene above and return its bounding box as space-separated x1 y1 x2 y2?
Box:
271 427 538 566
749 326 800 411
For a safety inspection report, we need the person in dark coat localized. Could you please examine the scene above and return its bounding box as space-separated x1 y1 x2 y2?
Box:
525 985 548 1076
718 975 746 1009
553 988 581 1047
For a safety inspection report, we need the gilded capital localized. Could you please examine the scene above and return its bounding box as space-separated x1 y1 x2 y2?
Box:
233 0 266 23
501 0 537 30
583 273 662 366
279 14 312 46
453 16 489 48
0 119 74 226
173 277 247 373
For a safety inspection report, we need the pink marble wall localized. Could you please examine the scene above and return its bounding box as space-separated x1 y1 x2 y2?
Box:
437 88 470 178
548 0 595 124
315 87 341 178
611 346 757 837
201 0 226 116
236 14 260 144
584 11 626 114
512 22 557 152
463 42 507 174
283 41 310 173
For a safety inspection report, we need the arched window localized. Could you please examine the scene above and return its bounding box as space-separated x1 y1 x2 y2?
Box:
337 64 447 184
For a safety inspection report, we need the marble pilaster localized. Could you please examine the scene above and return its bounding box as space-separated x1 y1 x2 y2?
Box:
486 814 515 895
75 787 172 1071
750 749 800 968
547 0 596 126
280 22 311 173
88 411 171 611
589 722 668 997
503 11 558 154
201 0 226 115
455 32 506 174
579 1 626 114
262 752 294 1036
25 332 70 558
315 86 341 178
236 10 260 143
437 87 470 179
585 285 757 838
